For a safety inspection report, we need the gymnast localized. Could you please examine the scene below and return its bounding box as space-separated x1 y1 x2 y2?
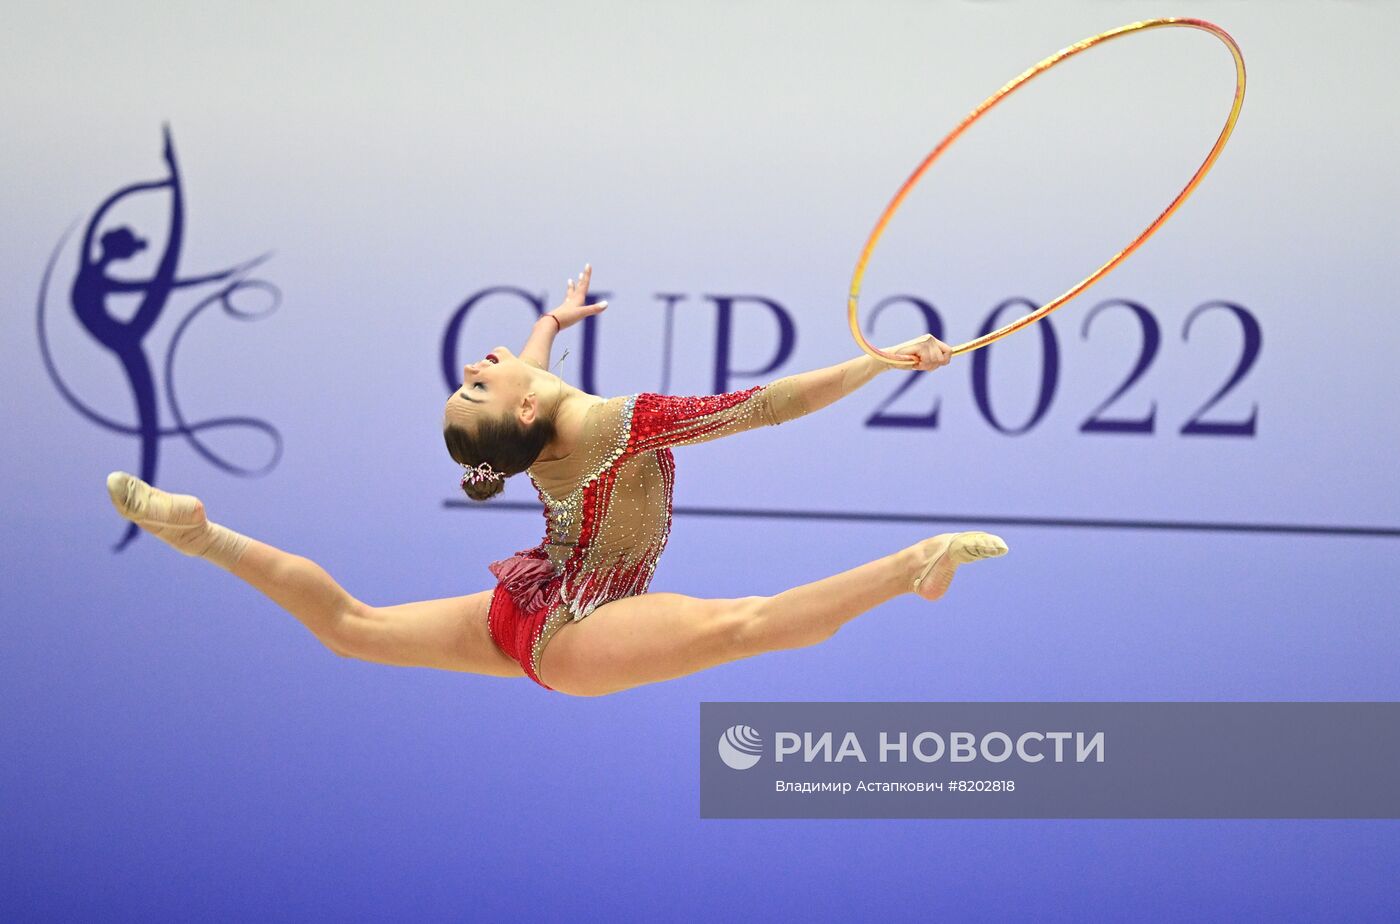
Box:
106 263 1007 696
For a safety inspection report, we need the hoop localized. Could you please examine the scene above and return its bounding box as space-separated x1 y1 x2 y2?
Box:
848 18 1247 366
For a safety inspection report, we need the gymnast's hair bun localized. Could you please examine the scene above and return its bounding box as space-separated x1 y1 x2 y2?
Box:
444 409 558 504
462 473 506 502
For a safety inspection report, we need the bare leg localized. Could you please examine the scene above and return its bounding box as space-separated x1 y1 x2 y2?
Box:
225 543 523 674
106 472 526 673
539 532 1007 696
107 471 359 655
228 540 360 655
224 542 523 674
743 531 1009 651
742 547 912 650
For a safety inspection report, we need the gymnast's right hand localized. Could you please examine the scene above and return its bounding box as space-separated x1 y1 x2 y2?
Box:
548 263 608 330
884 334 953 371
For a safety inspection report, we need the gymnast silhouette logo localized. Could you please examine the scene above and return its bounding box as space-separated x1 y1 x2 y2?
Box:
717 724 764 770
36 125 283 552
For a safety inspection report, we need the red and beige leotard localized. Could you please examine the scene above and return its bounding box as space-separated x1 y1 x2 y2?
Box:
485 377 810 688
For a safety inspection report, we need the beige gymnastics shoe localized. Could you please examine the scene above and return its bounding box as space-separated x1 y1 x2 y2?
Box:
106 471 209 543
912 531 1009 601
105 471 253 573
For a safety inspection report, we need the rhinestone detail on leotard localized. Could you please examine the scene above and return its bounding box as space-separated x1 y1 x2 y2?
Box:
497 380 810 688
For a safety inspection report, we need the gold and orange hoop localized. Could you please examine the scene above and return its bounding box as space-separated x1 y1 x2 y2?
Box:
849 17 1247 365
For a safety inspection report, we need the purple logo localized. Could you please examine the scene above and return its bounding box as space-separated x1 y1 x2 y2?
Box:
36 125 283 551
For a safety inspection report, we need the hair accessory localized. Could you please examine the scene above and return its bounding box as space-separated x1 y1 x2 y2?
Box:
545 314 562 332
460 461 502 488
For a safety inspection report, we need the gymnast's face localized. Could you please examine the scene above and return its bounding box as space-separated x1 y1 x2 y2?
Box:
442 345 536 432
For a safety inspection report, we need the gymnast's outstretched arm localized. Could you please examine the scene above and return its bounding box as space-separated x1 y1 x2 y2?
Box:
624 333 953 454
782 333 952 416
518 316 559 371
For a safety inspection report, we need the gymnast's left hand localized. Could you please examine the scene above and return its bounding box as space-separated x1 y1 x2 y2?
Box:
883 334 952 371
548 263 609 330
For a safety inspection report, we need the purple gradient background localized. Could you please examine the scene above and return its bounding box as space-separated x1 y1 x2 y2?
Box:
3 2 1398 920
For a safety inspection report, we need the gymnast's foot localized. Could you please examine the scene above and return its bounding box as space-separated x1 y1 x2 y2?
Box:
906 531 1008 602
105 471 251 572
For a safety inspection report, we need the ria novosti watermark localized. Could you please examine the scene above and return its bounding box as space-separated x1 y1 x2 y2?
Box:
720 725 1103 770
701 702 1400 818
